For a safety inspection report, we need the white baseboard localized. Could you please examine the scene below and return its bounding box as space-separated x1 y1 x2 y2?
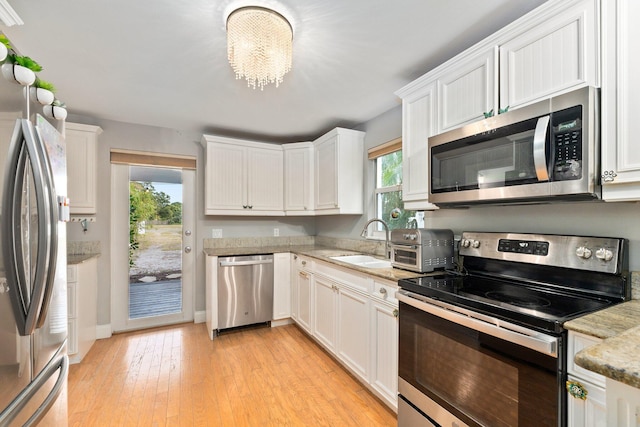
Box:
194 311 206 324
96 324 112 339
271 318 293 328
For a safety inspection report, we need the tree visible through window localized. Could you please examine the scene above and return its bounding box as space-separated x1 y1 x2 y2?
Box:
374 149 423 232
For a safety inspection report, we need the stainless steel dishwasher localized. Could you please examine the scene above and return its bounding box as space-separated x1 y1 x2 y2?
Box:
217 254 274 332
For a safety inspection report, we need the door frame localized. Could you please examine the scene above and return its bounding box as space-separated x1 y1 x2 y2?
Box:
110 163 195 332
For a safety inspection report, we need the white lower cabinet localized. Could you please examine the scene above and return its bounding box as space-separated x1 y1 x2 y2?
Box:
292 255 313 334
293 257 398 411
67 257 98 364
273 253 291 321
567 375 607 427
606 379 640 427
567 332 607 426
336 284 370 382
370 281 399 409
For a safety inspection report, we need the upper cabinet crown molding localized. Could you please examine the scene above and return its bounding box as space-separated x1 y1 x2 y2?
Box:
65 122 102 215
0 0 23 26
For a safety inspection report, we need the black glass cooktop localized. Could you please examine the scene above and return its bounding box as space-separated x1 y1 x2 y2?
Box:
398 272 614 334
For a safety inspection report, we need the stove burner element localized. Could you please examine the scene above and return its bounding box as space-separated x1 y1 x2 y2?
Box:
485 290 552 308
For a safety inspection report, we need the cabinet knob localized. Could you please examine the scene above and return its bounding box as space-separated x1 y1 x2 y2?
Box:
379 288 387 294
393 309 399 318
566 380 588 400
301 260 306 266
602 170 617 183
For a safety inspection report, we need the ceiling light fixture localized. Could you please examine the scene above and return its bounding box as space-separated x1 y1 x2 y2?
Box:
226 6 293 90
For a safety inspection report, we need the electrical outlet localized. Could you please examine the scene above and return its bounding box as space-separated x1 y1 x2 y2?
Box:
212 229 222 238
273 228 279 237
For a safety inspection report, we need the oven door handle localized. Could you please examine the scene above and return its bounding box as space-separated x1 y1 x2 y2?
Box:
391 243 419 250
397 290 558 357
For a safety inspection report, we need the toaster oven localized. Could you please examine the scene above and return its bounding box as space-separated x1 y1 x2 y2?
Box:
390 228 454 273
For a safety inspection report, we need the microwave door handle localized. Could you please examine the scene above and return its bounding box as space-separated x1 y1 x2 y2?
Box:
533 115 550 181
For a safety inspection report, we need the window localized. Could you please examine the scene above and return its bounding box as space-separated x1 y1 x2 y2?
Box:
367 139 424 238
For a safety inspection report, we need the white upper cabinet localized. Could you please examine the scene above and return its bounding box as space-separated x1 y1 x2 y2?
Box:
396 0 599 210
437 46 498 133
65 122 102 215
396 81 438 211
499 0 599 111
283 142 314 215
601 0 640 201
203 135 284 215
314 128 365 215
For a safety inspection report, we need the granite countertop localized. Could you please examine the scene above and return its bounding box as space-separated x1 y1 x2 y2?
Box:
203 245 425 282
67 253 100 265
564 300 640 388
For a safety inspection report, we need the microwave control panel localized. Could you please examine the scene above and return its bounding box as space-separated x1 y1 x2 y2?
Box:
552 106 582 181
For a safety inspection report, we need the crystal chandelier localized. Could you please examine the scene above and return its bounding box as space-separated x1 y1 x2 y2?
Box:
226 6 293 90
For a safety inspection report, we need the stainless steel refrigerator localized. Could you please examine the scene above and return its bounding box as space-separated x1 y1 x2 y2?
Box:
0 114 69 426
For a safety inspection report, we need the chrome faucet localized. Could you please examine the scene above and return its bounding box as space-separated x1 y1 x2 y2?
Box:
361 218 391 259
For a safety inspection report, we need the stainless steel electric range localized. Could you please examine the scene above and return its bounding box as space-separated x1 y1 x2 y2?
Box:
397 231 629 427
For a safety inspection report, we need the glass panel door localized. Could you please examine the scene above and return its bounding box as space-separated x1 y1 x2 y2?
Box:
128 166 183 320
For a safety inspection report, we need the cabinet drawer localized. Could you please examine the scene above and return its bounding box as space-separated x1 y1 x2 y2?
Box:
315 261 372 294
372 280 399 305
568 331 605 387
292 255 313 271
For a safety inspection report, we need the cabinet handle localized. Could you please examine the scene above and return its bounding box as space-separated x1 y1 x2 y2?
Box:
242 205 247 209
379 288 387 294
299 272 308 279
393 309 399 318
293 255 298 260
248 205 253 209
602 170 617 183
566 380 588 400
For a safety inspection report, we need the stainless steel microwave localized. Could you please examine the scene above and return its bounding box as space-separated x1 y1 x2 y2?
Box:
428 86 600 206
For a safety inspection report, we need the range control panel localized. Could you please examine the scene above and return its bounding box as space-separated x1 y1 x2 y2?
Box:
497 239 549 256
459 232 626 275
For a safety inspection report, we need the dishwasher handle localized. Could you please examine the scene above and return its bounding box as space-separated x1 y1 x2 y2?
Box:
219 259 274 267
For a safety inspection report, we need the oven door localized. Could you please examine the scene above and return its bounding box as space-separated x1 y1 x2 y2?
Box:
397 291 565 427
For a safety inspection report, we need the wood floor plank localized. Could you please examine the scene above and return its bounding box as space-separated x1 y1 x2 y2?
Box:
68 323 396 426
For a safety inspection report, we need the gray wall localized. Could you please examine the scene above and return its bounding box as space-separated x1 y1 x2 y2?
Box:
68 100 640 329
66 115 316 327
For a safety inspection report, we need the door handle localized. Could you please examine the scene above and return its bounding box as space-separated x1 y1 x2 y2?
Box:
533 115 550 181
184 246 192 253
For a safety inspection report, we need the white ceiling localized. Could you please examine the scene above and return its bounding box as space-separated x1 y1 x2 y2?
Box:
2 0 547 142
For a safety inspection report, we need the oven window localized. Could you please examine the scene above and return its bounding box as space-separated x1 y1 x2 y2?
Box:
393 249 417 265
399 302 560 427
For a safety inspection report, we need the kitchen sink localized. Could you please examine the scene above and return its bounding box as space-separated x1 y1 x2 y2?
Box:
330 255 392 269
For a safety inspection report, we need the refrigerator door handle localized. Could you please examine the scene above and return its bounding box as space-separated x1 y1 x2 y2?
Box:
1 119 56 336
33 124 59 329
0 352 68 427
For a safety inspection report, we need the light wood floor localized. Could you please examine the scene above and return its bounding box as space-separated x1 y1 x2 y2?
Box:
67 322 397 426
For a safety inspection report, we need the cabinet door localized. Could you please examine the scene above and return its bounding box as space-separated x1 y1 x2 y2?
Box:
567 376 607 427
499 0 598 110
205 142 246 211
297 270 313 334
437 46 498 133
336 286 370 382
283 144 313 213
65 123 101 214
313 276 337 351
314 135 338 210
601 0 640 201
401 85 438 210
247 146 284 211
273 253 291 320
370 300 398 409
